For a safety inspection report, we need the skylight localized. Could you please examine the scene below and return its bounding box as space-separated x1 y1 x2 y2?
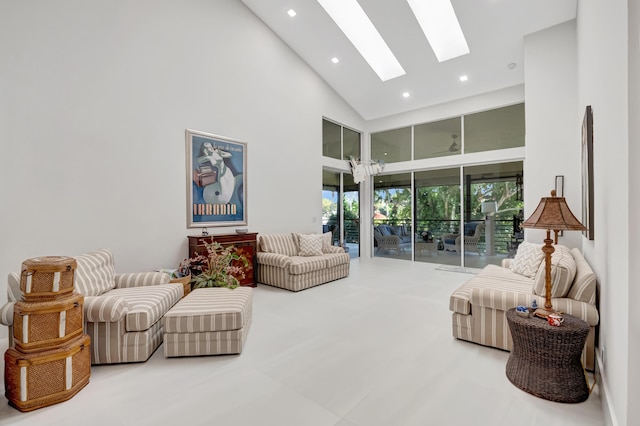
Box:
406 0 469 62
317 0 405 82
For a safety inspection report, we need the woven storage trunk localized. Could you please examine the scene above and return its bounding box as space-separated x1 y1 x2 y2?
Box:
13 293 84 353
4 334 91 412
170 274 191 298
20 256 77 302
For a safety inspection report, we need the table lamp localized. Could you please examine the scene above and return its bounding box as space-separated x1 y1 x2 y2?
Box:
521 190 587 318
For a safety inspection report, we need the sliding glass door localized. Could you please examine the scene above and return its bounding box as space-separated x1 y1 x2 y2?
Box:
373 173 412 260
323 169 360 257
414 168 461 265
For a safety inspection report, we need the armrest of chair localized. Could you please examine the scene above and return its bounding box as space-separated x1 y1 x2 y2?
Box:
83 295 130 322
256 252 293 268
114 272 170 289
324 246 345 254
0 302 14 327
378 235 401 243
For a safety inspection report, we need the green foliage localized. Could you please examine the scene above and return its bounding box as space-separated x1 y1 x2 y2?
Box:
179 241 250 289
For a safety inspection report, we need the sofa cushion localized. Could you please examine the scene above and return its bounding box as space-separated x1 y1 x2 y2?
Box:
510 241 544 278
105 284 182 332
75 249 117 297
260 233 298 257
532 245 577 298
298 233 324 256
450 264 534 315
567 248 597 304
163 287 252 333
378 225 392 236
322 231 334 253
288 256 326 275
464 222 479 236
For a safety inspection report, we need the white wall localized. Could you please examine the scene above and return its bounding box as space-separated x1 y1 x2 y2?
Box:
627 2 640 424
0 0 364 338
523 20 581 248
577 1 631 425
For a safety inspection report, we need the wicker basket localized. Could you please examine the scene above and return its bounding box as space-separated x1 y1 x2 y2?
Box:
13 293 84 353
20 256 77 302
169 274 191 298
4 334 91 412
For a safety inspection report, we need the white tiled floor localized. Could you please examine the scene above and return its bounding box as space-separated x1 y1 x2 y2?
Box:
0 258 604 425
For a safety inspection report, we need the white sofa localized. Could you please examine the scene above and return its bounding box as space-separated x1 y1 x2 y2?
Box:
0 249 182 365
449 242 599 370
256 233 350 292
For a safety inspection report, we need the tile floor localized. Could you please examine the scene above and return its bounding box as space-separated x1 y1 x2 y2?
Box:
0 258 604 425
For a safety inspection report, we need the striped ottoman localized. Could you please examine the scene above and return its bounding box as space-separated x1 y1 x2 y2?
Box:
163 287 252 357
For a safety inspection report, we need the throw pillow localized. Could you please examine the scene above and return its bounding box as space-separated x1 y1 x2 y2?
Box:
510 241 544 278
298 233 324 256
321 231 334 253
532 245 577 298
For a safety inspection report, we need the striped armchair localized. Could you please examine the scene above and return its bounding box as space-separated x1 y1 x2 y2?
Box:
450 245 599 370
1 249 183 365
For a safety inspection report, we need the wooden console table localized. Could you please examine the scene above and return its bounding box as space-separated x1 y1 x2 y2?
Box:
187 233 258 287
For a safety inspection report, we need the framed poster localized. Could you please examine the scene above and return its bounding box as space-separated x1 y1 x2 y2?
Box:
581 106 594 240
186 129 247 228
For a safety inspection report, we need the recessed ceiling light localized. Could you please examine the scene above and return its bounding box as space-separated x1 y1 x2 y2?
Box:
459 75 468 82
331 57 340 64
508 62 517 70
407 0 470 62
287 9 297 18
402 92 410 98
317 0 405 81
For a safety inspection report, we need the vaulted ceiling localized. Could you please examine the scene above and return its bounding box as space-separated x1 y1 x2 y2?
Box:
241 0 577 120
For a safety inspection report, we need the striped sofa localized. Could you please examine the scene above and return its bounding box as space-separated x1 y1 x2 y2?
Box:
1 249 183 365
450 246 599 370
256 233 350 292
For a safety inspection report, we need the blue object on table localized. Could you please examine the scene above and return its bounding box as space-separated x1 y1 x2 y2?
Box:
531 300 538 309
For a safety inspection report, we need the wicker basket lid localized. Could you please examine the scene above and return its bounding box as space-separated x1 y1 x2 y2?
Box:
21 256 77 272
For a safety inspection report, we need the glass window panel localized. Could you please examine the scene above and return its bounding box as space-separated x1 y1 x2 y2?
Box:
373 173 412 260
322 170 340 242
342 127 361 160
414 117 462 159
462 161 524 267
322 119 342 159
371 127 411 163
464 103 525 153
343 173 359 257
414 168 461 265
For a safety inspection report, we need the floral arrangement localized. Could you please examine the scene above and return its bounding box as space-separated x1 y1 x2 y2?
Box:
177 241 250 289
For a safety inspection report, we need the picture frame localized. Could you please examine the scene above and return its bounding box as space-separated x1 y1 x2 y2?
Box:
186 129 247 228
555 175 565 237
554 175 564 197
581 106 594 240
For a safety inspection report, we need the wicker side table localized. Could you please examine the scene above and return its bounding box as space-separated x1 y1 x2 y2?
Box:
505 308 589 403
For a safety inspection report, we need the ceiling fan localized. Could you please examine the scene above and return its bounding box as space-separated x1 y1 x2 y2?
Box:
448 134 460 152
431 134 461 155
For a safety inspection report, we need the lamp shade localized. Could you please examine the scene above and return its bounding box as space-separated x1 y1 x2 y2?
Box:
481 201 497 214
521 191 587 231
